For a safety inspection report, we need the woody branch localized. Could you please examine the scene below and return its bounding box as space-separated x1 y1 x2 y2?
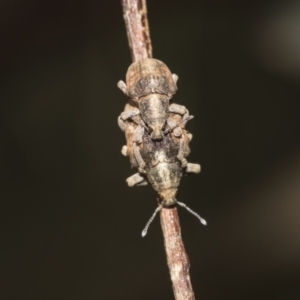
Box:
120 0 196 299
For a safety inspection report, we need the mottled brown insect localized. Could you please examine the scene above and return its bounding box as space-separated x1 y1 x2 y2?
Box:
118 58 190 141
117 59 207 235
122 123 206 236
126 127 200 207
118 58 200 199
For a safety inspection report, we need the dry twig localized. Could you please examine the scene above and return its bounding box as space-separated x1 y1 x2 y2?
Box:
120 1 196 299
121 0 152 61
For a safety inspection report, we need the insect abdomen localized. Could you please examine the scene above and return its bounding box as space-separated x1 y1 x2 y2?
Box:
146 162 182 193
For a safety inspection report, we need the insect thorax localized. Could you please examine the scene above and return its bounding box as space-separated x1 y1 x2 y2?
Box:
138 94 169 140
128 74 177 99
126 58 177 99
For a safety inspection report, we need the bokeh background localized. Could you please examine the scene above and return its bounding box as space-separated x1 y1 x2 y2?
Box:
1 0 300 299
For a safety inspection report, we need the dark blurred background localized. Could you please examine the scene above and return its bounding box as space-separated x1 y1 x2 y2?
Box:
1 0 300 299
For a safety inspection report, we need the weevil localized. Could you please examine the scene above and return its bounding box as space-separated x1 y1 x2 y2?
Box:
117 59 207 235
118 58 190 141
124 127 206 236
126 129 201 202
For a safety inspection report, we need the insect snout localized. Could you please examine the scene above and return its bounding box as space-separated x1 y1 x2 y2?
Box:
150 128 163 141
148 120 166 141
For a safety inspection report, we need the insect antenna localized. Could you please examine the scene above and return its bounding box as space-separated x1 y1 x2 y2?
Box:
177 201 207 226
141 205 162 237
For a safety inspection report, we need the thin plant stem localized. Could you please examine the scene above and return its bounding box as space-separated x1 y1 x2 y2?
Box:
120 1 196 299
121 0 152 61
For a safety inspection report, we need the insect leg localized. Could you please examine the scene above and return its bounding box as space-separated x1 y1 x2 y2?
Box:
117 108 140 131
172 74 179 85
169 103 190 120
186 163 201 174
126 173 146 187
133 143 146 173
121 145 128 156
117 80 128 95
176 135 188 167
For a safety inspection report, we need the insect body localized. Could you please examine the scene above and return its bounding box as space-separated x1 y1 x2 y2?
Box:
122 57 177 99
126 127 200 204
124 128 206 236
117 59 207 236
140 131 186 206
118 58 189 141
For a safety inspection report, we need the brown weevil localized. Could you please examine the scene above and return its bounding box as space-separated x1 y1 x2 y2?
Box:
123 119 206 236
117 59 207 236
118 58 190 141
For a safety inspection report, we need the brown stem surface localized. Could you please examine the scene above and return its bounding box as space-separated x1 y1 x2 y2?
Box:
121 0 152 61
161 207 195 300
120 1 196 299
